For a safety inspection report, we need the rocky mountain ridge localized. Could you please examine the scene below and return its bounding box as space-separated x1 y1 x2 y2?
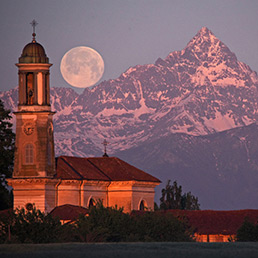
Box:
2 27 258 157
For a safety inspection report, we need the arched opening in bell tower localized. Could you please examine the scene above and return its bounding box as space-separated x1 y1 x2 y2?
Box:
26 72 34 105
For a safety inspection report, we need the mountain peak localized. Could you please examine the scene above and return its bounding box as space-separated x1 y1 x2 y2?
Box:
180 26 239 66
197 27 214 37
186 27 219 50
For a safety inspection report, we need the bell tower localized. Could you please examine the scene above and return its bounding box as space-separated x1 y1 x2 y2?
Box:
13 20 55 178
9 21 57 212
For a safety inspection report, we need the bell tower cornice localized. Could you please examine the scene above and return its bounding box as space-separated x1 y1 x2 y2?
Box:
16 63 52 70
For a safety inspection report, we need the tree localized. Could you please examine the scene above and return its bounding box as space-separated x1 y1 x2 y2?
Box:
75 201 131 242
0 202 195 243
236 218 258 242
75 202 193 243
131 211 193 242
0 206 62 243
159 180 200 210
0 99 15 210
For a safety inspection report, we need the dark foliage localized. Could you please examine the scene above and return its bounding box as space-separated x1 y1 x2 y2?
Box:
236 218 258 242
0 209 15 243
75 202 132 242
0 179 13 211
74 202 193 242
0 203 194 243
131 211 193 242
0 206 62 243
0 99 15 210
159 180 200 210
0 99 15 178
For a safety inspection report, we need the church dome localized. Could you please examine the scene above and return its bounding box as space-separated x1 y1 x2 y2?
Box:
19 38 49 64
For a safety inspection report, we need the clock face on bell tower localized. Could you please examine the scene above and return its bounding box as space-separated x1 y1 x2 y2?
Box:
23 122 35 135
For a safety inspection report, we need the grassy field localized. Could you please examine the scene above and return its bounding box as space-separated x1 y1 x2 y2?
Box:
1 242 258 258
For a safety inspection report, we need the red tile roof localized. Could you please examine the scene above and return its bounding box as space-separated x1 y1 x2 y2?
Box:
166 209 258 235
50 204 89 221
56 156 160 183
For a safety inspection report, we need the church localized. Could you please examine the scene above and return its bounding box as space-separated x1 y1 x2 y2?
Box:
8 27 160 214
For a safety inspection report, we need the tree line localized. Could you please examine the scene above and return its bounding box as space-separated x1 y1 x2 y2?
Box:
0 203 194 244
1 203 257 243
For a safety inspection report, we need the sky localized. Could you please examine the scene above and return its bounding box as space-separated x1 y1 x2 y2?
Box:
1 0 258 93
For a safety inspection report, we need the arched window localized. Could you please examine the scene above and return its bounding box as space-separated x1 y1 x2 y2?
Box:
88 198 96 208
25 144 34 164
26 73 34 105
139 200 147 211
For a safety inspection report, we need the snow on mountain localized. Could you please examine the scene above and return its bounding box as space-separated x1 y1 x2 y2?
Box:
1 27 258 157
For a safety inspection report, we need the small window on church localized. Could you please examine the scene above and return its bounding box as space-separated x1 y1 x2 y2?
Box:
25 144 34 164
139 200 147 211
25 203 33 211
88 198 96 208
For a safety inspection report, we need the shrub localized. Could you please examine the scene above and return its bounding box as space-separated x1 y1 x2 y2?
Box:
236 218 258 242
130 211 193 242
75 202 131 242
0 206 62 243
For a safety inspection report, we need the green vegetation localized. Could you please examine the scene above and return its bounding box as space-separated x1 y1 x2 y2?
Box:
75 204 131 242
0 99 15 210
0 207 62 243
236 218 258 241
159 180 200 210
130 210 192 242
0 203 193 244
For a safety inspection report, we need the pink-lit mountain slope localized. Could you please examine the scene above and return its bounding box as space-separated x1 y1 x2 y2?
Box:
56 27 258 156
1 27 258 157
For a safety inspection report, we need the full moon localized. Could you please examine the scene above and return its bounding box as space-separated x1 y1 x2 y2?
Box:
60 46 104 88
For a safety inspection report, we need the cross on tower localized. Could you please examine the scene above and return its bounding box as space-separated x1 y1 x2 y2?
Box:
102 139 109 157
30 19 38 42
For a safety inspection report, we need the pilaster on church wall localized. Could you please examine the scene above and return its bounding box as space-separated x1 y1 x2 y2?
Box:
57 180 81 206
107 181 158 212
44 180 58 213
107 181 133 213
131 182 158 211
108 192 132 213
36 114 48 174
82 181 109 208
132 193 155 211
37 72 43 105
56 180 110 208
